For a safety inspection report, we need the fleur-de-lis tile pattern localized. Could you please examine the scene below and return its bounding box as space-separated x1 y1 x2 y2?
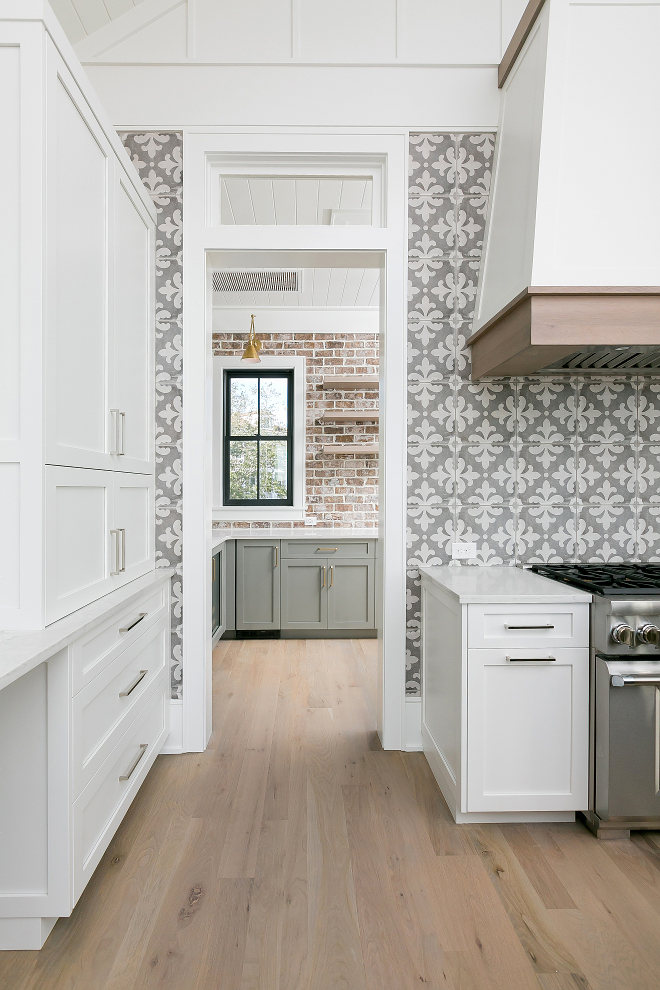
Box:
406 133 660 695
121 132 183 699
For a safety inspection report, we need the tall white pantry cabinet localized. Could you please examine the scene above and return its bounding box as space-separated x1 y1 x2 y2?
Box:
0 1 156 631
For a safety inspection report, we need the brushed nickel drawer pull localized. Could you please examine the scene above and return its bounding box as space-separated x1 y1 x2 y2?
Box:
506 656 556 662
505 624 555 630
316 547 338 552
119 669 148 698
119 612 147 634
119 742 148 781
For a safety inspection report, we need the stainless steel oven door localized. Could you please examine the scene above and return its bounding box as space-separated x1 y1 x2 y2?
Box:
595 653 660 821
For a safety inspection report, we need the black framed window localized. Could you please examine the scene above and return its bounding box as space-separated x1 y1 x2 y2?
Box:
223 369 294 505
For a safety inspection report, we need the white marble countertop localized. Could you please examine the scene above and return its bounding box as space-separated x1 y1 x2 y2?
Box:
419 565 592 604
0 568 174 693
211 528 378 553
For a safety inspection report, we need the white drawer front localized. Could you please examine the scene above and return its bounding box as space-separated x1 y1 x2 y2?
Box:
71 583 168 693
72 615 169 798
72 679 168 903
467 603 589 649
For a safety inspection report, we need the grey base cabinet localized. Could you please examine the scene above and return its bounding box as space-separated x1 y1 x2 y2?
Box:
280 540 376 632
236 540 280 630
212 550 221 636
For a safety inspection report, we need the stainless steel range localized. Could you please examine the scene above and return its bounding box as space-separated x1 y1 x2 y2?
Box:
531 563 660 839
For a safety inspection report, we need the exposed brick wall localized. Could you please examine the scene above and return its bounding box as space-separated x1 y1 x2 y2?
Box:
212 331 379 528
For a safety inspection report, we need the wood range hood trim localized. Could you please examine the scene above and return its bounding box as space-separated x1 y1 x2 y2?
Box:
467 286 660 379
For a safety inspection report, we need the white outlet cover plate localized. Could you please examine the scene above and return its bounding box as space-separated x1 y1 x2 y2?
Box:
452 542 477 559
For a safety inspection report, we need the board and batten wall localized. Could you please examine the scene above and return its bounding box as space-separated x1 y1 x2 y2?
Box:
121 131 183 699
405 132 660 696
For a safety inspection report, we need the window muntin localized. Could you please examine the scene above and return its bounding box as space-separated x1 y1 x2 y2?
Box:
224 370 293 505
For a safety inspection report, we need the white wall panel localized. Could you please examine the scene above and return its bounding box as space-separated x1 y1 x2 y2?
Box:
299 0 396 62
0 464 20 609
0 45 20 442
49 0 87 45
501 0 529 54
72 0 111 35
85 64 499 127
195 0 292 63
101 3 187 61
399 0 501 64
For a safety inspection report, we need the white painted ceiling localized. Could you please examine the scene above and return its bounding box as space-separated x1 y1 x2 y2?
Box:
220 176 373 226
50 0 149 45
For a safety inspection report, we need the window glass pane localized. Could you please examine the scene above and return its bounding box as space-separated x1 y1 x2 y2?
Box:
229 440 257 499
259 377 288 435
230 377 258 436
259 440 288 500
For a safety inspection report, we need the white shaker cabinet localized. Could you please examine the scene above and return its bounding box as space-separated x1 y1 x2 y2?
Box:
420 566 591 824
0 3 156 630
45 468 155 624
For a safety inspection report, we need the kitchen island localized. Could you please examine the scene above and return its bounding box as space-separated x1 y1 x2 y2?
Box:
419 565 591 824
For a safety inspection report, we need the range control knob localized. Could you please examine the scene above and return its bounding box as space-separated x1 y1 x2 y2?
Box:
637 623 660 647
611 623 635 647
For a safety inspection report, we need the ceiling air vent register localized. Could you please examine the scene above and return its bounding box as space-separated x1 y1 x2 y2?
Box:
212 270 299 293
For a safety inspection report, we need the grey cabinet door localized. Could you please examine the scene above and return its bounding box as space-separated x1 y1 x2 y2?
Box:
236 540 281 630
281 559 328 630
327 559 375 629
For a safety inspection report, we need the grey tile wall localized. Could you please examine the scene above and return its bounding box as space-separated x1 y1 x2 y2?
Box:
406 133 660 695
121 131 183 699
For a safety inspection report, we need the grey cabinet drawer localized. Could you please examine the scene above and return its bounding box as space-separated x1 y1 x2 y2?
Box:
280 539 375 559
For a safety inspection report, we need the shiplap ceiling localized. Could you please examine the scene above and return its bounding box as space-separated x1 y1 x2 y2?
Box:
220 177 373 226
50 0 149 45
213 268 379 309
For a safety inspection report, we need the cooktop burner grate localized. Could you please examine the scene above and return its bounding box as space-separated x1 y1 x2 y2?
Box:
530 563 660 597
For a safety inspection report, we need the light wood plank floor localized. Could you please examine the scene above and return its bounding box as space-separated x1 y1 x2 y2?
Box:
3 637 660 989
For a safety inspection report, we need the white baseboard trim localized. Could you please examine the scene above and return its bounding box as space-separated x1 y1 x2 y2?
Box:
161 699 184 754
404 697 423 751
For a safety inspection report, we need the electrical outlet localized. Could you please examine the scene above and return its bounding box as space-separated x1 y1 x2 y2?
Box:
305 515 318 526
452 542 477 559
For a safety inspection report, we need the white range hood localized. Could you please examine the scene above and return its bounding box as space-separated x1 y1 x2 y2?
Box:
469 0 660 378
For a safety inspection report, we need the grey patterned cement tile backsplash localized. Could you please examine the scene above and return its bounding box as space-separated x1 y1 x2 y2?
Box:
406 133 660 695
121 131 183 700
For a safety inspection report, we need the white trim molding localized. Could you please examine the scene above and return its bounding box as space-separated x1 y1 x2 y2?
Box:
212 355 306 522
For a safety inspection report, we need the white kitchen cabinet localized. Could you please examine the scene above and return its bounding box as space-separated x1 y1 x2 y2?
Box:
0 570 171 950
45 468 155 624
419 566 591 824
0 3 156 630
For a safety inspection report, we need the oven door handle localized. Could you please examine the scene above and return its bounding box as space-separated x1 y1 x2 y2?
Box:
611 674 660 688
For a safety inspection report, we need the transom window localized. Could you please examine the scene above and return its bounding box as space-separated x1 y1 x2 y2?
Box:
223 370 293 505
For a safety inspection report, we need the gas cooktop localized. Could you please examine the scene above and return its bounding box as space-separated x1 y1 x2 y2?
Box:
530 563 660 597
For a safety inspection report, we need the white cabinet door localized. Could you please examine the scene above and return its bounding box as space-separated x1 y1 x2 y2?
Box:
466 648 589 813
112 472 155 587
45 56 112 471
45 466 115 623
110 174 154 475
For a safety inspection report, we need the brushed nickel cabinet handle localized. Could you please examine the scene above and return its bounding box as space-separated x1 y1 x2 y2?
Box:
330 565 333 587
506 656 556 662
119 612 147 634
119 669 148 697
119 528 126 572
505 624 555 630
118 411 125 455
110 529 120 575
110 409 120 455
119 743 148 781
